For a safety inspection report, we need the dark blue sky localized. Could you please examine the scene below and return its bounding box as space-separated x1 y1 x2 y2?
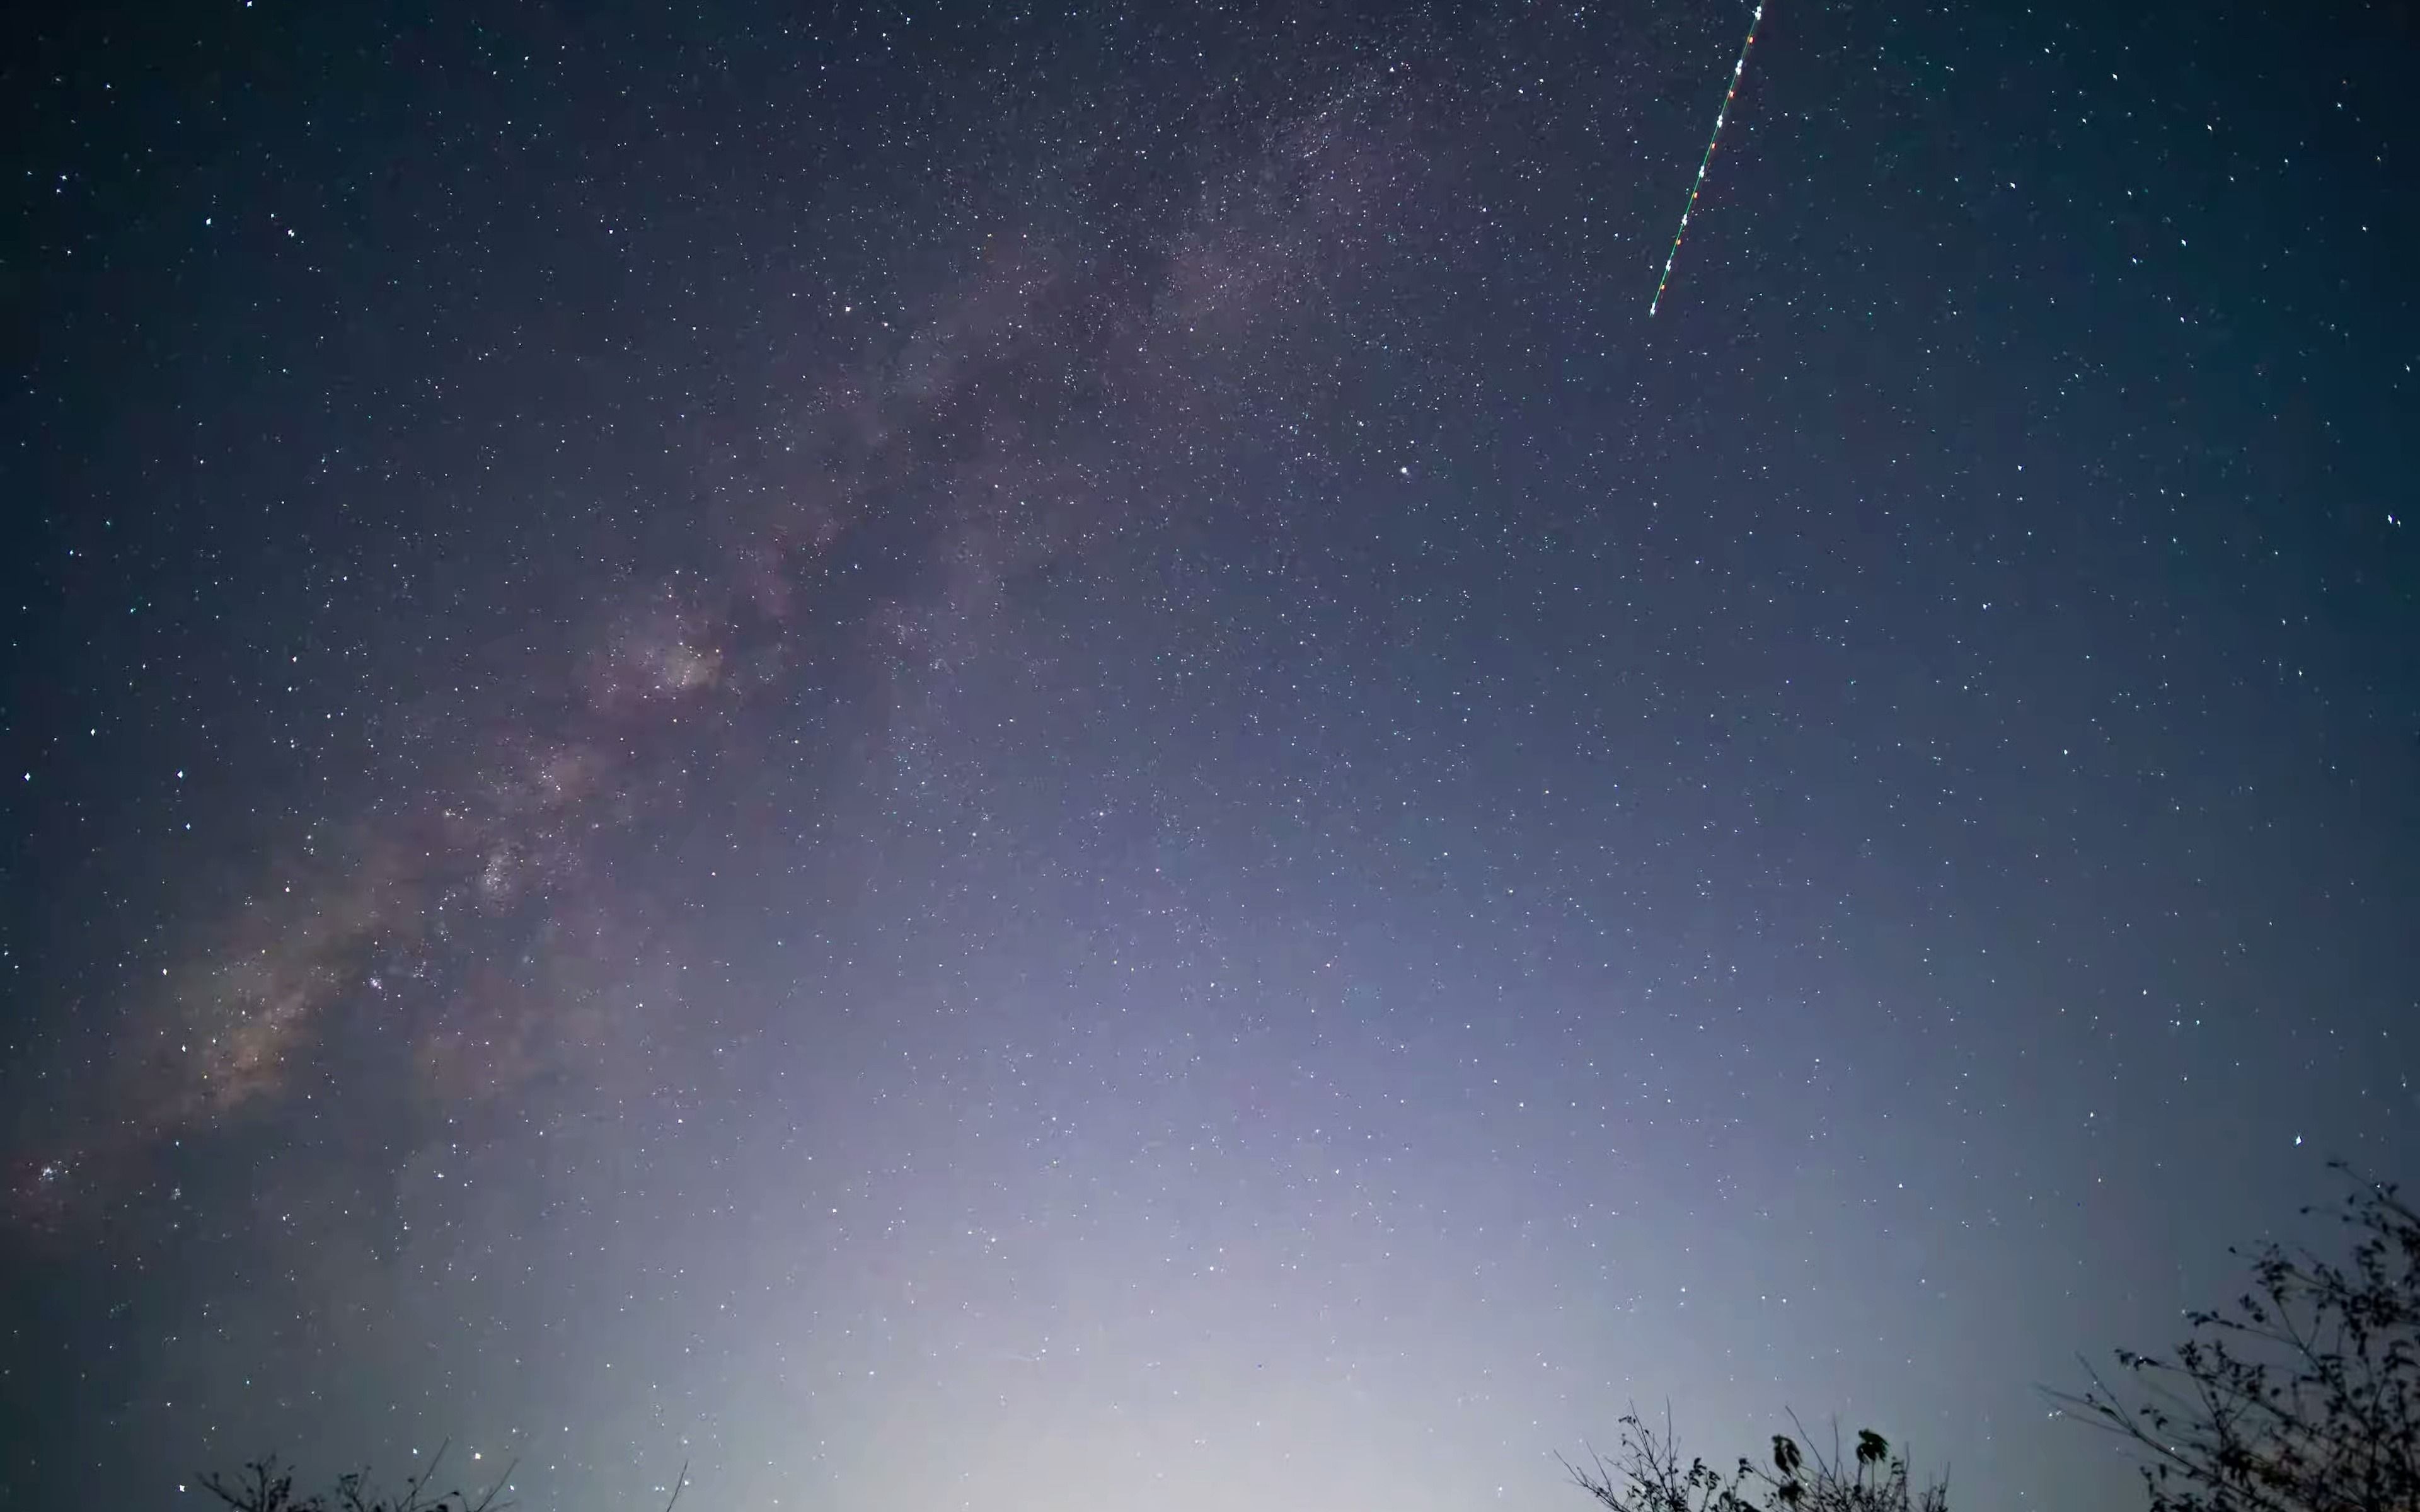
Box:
4 1 2412 1509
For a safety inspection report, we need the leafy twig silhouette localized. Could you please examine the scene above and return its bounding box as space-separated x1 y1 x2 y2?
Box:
196 1445 686 1512
2049 1160 2419 1512
198 1441 513 1512
1564 1404 1947 1512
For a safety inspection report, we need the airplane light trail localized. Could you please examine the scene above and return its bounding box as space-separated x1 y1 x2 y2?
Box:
1649 1 1769 316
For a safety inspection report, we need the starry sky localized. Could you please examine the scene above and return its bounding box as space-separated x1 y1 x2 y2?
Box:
3 1 2414 1509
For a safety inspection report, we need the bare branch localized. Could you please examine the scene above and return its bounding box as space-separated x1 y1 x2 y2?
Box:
2048 1166 2419 1512
1561 1407 1945 1512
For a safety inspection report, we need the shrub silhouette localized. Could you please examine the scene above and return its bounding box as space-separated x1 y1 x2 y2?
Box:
197 1444 510 1512
197 1443 685 1512
1563 1407 1948 1512
2053 1161 2419 1512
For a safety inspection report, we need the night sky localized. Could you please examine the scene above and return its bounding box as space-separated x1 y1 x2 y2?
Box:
4 1 2414 1509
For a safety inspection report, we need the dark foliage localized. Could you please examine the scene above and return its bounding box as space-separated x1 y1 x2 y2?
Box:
1563 1407 1948 1512
2053 1162 2419 1512
197 1444 510 1512
197 1443 686 1512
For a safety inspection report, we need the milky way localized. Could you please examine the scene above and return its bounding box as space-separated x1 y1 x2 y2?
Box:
6 3 2413 1511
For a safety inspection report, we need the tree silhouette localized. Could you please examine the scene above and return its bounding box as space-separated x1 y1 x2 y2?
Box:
2053 1161 2419 1512
1563 1406 1948 1512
